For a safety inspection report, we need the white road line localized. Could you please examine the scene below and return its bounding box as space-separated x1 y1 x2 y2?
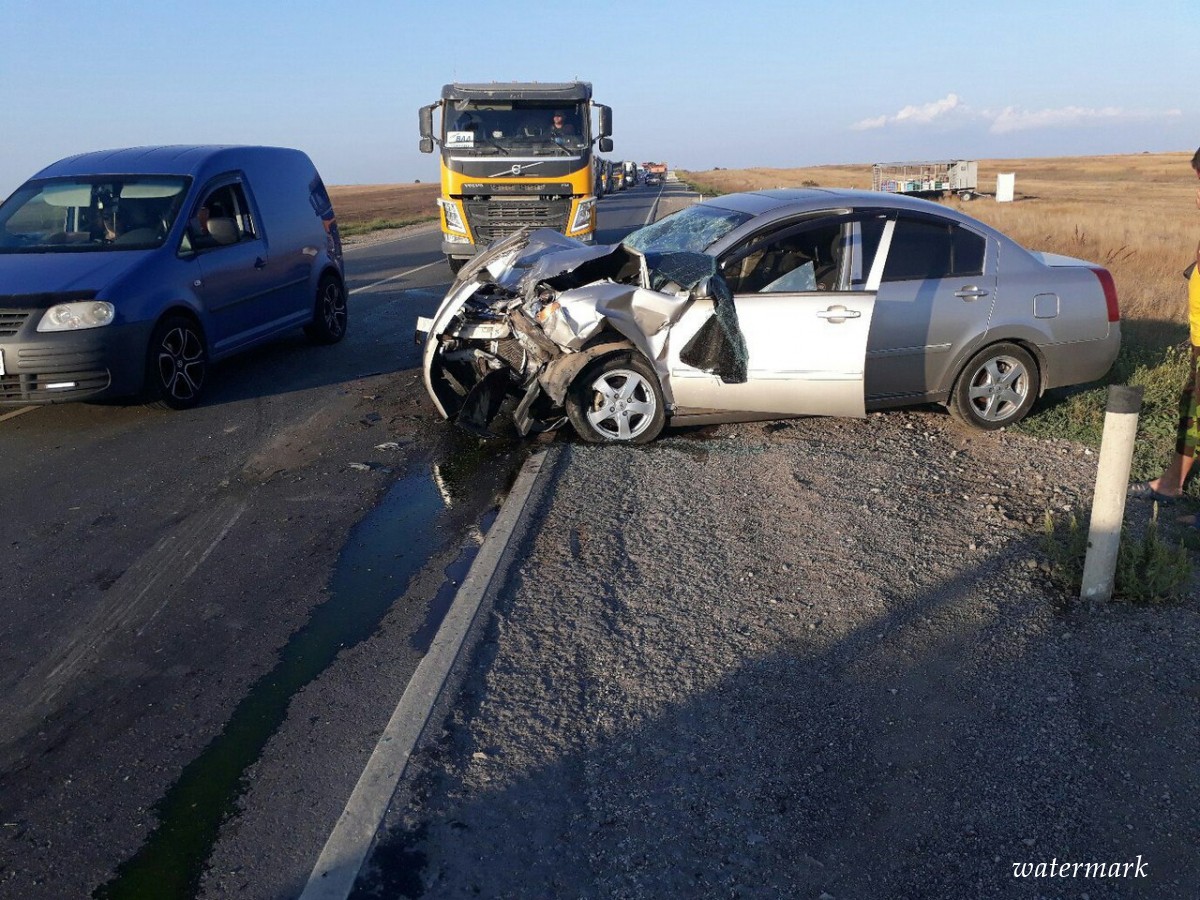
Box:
0 406 37 423
348 260 443 296
643 184 666 226
299 450 551 900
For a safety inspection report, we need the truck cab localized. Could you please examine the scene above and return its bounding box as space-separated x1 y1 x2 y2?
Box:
419 82 613 272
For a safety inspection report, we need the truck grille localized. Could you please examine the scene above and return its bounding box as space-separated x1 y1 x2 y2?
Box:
464 198 571 244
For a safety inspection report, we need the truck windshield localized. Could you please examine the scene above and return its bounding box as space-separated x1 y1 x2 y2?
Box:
0 176 190 253
624 204 753 255
444 101 589 156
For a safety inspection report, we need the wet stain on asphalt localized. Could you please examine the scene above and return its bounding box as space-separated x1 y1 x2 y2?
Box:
94 444 520 900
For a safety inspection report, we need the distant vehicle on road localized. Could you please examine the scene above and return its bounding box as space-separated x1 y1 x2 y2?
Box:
418 189 1120 442
0 145 346 409
873 160 978 199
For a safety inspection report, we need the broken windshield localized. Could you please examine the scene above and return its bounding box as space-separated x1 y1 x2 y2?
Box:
623 204 753 255
444 100 589 156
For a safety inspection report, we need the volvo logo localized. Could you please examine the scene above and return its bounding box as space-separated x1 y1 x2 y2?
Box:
490 160 547 178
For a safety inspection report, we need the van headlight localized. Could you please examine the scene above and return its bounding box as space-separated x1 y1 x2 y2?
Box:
569 198 596 234
437 199 467 234
37 301 116 332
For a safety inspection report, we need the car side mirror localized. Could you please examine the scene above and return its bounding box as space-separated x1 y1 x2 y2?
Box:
689 276 713 300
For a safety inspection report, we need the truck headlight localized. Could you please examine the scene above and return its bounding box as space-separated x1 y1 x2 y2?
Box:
37 301 116 332
437 199 467 234
569 198 596 234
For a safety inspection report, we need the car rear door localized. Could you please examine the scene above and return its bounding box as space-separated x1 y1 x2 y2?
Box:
667 215 889 417
864 213 997 402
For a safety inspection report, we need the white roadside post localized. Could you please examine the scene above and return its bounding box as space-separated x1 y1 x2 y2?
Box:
1080 385 1144 601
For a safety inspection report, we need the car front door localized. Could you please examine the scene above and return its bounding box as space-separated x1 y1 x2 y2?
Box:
666 215 890 417
184 178 291 354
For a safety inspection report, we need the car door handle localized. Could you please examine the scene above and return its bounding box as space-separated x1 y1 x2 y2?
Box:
254 257 267 270
815 305 862 323
954 286 989 299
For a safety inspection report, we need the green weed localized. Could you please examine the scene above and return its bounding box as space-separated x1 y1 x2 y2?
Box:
1042 505 1192 603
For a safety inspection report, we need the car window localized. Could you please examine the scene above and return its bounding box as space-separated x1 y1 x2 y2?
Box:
721 218 846 294
181 181 258 254
0 176 189 253
880 215 986 282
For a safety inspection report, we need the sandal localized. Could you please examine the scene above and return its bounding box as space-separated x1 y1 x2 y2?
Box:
1127 481 1178 504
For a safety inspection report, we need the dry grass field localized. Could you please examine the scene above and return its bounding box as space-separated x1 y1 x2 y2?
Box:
327 182 438 235
680 152 1197 332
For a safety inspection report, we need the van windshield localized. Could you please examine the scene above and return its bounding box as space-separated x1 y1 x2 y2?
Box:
0 176 190 253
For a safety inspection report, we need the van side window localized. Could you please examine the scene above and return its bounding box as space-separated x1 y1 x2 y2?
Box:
182 182 257 253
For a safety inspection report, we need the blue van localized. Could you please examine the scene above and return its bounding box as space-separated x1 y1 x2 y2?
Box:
0 145 345 409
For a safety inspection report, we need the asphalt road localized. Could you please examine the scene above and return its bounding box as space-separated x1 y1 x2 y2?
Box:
0 182 679 900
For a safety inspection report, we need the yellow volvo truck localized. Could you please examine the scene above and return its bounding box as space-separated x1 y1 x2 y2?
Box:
419 82 613 272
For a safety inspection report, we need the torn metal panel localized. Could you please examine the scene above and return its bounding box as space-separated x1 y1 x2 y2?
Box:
538 340 635 405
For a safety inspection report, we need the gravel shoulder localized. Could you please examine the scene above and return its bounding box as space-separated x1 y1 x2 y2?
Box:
365 409 1200 899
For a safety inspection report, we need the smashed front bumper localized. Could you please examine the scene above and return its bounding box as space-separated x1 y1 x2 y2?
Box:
417 228 747 438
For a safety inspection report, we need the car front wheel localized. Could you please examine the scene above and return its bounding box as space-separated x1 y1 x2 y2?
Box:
304 273 347 344
146 314 208 410
565 352 666 444
949 342 1039 430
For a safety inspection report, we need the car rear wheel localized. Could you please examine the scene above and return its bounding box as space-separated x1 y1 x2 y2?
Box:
304 273 347 344
145 314 207 410
949 342 1039 430
566 352 665 444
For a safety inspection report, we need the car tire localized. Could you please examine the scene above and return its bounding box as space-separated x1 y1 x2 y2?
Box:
145 314 208 410
565 351 666 444
949 342 1039 430
304 273 348 345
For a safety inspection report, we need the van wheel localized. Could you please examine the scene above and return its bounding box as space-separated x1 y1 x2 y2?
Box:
949 342 1039 430
304 274 347 344
565 352 665 444
146 315 208 410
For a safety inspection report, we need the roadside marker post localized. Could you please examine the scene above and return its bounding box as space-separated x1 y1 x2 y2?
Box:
1080 385 1144 601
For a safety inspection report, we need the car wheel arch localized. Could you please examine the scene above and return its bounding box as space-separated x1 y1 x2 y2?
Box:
947 339 1043 430
940 335 1047 399
540 339 638 406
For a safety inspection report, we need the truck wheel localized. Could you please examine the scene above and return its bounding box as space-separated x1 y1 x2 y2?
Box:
565 352 665 444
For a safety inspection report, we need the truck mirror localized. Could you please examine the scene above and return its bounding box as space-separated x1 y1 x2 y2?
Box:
419 105 434 140
419 137 434 154
598 105 612 137
599 138 613 153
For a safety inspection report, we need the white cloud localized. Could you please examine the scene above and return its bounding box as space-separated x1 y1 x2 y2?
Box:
988 104 1183 134
852 93 961 130
852 93 1183 135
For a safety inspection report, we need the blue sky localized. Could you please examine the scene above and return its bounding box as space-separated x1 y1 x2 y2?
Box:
1 0 1195 197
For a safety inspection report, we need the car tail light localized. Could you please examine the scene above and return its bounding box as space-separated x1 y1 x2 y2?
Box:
1090 267 1120 322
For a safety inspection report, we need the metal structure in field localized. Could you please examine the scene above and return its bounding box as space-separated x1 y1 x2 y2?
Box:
872 160 978 198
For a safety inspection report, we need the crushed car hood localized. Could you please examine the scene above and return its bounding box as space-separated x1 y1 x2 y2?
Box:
422 228 749 432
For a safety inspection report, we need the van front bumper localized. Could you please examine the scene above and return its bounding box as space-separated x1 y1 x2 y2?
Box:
0 318 154 405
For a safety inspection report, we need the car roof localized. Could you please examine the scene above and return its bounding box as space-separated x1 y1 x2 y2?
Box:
702 187 981 222
30 145 305 182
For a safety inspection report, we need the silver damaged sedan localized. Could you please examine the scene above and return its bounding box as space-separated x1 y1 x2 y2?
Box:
417 189 1121 444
